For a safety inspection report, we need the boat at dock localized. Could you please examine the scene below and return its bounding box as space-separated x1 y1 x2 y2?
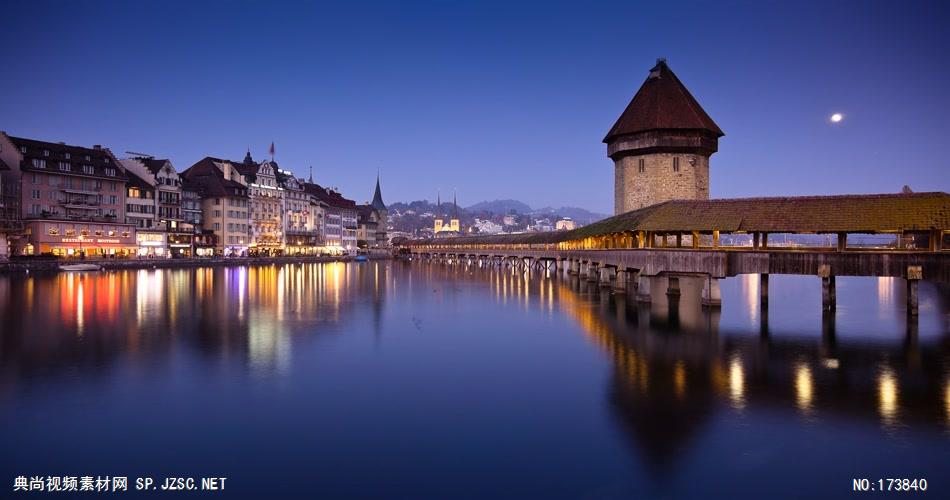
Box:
59 263 103 272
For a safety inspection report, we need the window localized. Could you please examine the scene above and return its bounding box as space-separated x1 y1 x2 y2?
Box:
109 195 117 205
48 227 59 236
83 165 94 175
31 173 38 184
95 230 103 236
31 189 40 199
43 149 50 156
104 158 110 164
31 204 42 215
32 159 46 169
20 146 27 154
84 155 91 161
48 191 57 201
105 168 115 176
638 158 645 173
213 223 220 231
110 182 117 191
59 162 70 172
673 157 680 172
65 152 71 159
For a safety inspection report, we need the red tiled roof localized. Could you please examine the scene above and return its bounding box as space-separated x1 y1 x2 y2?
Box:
604 60 724 143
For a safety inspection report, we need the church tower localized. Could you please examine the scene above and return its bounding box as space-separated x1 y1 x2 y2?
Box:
605 59 724 215
433 192 444 233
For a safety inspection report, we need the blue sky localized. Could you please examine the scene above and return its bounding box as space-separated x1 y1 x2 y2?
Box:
2 0 948 213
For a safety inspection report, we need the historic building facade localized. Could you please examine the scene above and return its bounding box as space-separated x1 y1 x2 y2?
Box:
0 133 137 256
181 157 250 256
604 59 724 215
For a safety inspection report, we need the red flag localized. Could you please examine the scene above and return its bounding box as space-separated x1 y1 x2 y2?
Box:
269 141 275 159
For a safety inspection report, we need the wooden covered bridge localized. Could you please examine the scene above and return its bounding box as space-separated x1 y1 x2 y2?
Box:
397 192 950 315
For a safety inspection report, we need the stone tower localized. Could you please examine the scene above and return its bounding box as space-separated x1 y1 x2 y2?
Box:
604 59 724 215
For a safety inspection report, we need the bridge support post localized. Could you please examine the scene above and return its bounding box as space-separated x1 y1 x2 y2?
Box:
599 266 612 288
906 266 921 316
667 276 680 296
587 263 599 282
614 270 628 294
636 274 652 303
701 275 721 307
567 259 578 275
760 274 769 309
819 264 836 311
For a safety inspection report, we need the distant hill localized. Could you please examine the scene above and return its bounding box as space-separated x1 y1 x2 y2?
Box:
465 199 533 215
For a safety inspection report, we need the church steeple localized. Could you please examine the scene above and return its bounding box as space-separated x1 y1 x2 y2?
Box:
371 173 386 211
243 148 254 166
308 165 313 183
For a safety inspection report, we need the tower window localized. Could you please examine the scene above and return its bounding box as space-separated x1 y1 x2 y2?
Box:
638 159 645 173
673 157 680 172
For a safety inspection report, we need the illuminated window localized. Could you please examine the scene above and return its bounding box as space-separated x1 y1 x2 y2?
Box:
48 227 60 236
95 230 103 236
80 229 89 236
65 229 76 237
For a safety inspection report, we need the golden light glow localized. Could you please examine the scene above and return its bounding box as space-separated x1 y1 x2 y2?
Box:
830 112 843 123
878 367 899 427
674 361 686 399
944 380 950 430
729 355 745 409
795 363 814 414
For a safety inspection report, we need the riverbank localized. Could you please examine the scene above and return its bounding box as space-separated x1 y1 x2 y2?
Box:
0 254 392 273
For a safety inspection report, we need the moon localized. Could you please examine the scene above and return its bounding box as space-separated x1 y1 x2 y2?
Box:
830 113 843 123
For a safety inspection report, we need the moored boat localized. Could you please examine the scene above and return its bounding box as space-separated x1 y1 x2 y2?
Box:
59 263 103 272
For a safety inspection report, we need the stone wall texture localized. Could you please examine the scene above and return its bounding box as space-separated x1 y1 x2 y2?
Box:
614 153 709 214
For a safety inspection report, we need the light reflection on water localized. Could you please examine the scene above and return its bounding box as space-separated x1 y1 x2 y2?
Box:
0 261 948 498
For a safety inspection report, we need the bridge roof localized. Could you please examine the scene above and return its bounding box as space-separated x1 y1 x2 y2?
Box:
576 192 950 235
403 192 950 247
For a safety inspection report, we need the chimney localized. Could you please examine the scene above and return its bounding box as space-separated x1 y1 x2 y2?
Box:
93 144 101 150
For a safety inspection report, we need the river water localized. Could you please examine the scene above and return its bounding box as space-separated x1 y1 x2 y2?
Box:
1 261 948 498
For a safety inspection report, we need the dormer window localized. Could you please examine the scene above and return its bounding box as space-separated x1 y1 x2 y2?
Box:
32 159 46 169
59 162 70 172
84 155 91 161
104 158 110 164
104 168 116 176
65 152 71 159
19 146 27 154
43 149 50 156
83 165 94 175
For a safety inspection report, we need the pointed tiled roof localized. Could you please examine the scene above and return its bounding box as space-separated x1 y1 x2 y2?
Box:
371 175 386 210
604 60 724 143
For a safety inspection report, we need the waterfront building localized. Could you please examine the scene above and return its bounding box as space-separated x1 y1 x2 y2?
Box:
303 182 357 254
120 157 188 257
277 169 322 254
502 214 517 226
180 157 250 256
605 59 724 214
556 218 576 231
236 152 283 256
0 133 136 256
121 166 165 256
433 192 461 237
0 156 20 258
180 178 216 256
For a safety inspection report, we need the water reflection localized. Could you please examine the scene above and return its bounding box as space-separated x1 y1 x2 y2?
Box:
0 261 948 495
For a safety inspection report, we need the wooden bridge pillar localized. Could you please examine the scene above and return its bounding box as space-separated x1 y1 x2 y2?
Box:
819 264 836 311
701 275 721 307
667 276 680 296
614 270 628 294
599 266 612 288
636 274 652 303
760 274 769 309
587 262 599 282
906 266 921 316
